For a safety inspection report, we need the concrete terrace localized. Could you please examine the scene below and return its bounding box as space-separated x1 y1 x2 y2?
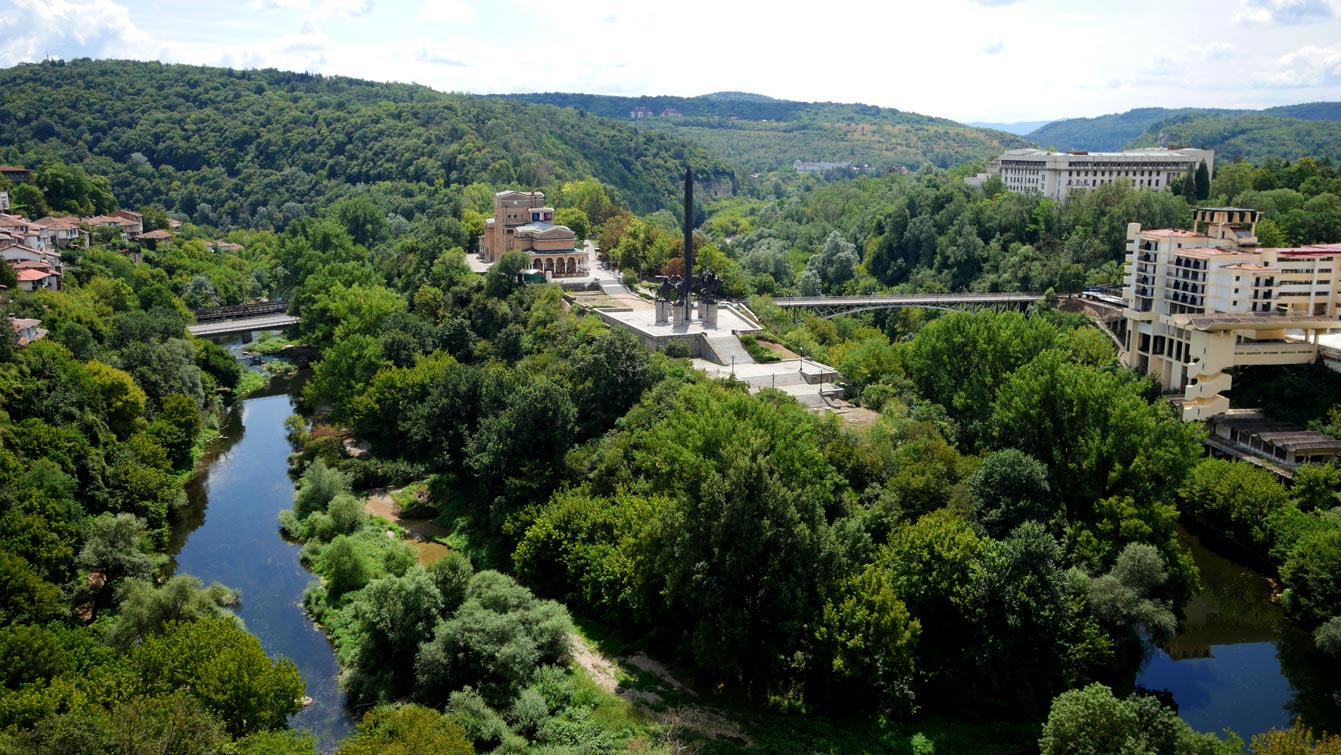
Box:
481 241 851 415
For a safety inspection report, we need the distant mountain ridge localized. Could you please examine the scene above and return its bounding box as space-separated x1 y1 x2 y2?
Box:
966 120 1056 136
1027 102 1341 152
495 92 1031 172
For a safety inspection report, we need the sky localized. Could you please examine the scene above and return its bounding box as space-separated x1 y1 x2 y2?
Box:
2 0 1341 123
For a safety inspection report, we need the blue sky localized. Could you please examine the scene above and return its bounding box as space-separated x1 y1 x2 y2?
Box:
3 0 1341 122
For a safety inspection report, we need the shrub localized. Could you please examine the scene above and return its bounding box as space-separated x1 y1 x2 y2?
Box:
293 459 348 518
738 334 781 363
1316 616 1341 658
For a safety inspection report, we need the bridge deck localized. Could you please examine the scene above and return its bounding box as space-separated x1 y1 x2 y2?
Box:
188 314 300 337
774 293 1042 312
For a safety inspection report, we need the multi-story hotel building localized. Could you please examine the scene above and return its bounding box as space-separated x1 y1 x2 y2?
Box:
1124 207 1341 421
479 190 585 277
985 147 1213 201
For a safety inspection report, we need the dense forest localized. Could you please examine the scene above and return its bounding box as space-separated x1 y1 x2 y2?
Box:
500 91 1031 173
1127 113 1341 164
0 242 315 751
1028 102 1341 152
0 59 737 226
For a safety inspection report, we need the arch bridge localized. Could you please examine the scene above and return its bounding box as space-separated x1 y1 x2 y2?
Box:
773 293 1044 320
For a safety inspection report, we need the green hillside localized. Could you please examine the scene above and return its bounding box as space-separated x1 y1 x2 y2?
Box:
1028 102 1341 153
1026 107 1239 151
498 92 1031 172
1263 101 1341 120
1126 112 1341 163
0 59 737 226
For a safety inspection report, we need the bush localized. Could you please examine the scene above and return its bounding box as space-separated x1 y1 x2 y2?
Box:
738 334 781 363
337 457 429 489
662 340 690 359
414 571 571 707
1281 529 1341 623
1316 616 1341 657
294 459 348 518
428 552 474 616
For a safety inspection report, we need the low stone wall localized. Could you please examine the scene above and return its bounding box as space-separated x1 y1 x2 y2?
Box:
584 308 711 358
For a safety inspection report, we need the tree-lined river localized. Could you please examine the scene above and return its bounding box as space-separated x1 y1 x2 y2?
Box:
167 366 355 751
163 341 1341 750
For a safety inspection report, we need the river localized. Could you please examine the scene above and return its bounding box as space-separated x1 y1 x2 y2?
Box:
166 349 355 751
162 338 1341 748
1137 525 1341 739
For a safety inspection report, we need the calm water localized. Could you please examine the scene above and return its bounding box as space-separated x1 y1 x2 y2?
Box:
168 372 355 751
1137 526 1341 739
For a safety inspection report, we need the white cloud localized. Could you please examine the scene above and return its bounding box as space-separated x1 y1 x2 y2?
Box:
411 40 472 67
250 0 309 10
1234 0 1335 25
967 0 1021 6
0 0 155 66
982 40 1006 55
418 0 476 25
1261 44 1341 86
310 0 372 20
1191 42 1239 61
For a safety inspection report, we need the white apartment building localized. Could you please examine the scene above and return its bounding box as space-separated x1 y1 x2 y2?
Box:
987 147 1213 201
1124 207 1341 421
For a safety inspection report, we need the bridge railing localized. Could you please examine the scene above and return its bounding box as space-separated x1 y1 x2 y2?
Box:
192 301 289 323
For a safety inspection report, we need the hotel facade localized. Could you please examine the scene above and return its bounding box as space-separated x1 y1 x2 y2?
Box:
1124 207 1341 421
985 147 1214 201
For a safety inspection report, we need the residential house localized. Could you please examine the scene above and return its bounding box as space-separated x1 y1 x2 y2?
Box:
13 266 61 292
630 106 654 120
9 318 48 347
0 215 48 252
31 216 86 248
84 214 142 239
133 229 172 249
0 241 63 273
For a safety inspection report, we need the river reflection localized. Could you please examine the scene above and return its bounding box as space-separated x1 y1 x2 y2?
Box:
1137 525 1341 739
168 371 355 751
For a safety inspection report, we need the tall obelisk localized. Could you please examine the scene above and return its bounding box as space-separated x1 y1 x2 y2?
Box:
682 166 694 321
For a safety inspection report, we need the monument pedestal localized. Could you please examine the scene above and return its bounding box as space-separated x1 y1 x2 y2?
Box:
672 303 690 326
655 300 671 325
701 300 718 328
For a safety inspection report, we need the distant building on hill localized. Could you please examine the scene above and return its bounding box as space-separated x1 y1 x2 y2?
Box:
793 160 853 174
479 191 585 278
978 147 1213 201
0 165 34 185
630 107 654 120
1124 207 1341 421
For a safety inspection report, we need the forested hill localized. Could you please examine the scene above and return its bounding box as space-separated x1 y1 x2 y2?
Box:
1027 107 1239 151
0 59 737 226
497 91 1031 172
1125 112 1341 164
1028 102 1341 153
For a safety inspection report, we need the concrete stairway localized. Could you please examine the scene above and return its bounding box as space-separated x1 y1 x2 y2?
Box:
704 335 755 367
